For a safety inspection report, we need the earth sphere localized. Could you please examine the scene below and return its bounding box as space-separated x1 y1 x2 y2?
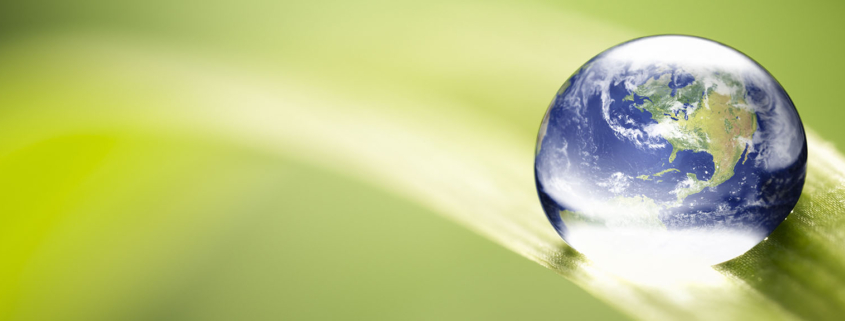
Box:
534 35 807 265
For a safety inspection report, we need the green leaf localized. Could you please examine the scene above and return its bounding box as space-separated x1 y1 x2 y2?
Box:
0 1 843 320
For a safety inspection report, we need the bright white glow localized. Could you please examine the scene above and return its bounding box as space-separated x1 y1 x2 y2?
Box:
582 255 730 288
602 35 762 75
566 226 766 266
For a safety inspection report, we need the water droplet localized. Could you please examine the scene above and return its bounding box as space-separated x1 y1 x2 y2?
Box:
535 35 806 266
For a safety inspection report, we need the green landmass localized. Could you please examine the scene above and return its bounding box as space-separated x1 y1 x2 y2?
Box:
626 72 757 202
561 72 758 230
653 168 679 177
636 168 678 181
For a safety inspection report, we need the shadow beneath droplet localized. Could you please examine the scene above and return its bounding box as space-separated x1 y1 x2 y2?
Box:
546 241 589 275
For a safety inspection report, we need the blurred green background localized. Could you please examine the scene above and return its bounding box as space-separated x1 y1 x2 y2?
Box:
0 0 843 320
